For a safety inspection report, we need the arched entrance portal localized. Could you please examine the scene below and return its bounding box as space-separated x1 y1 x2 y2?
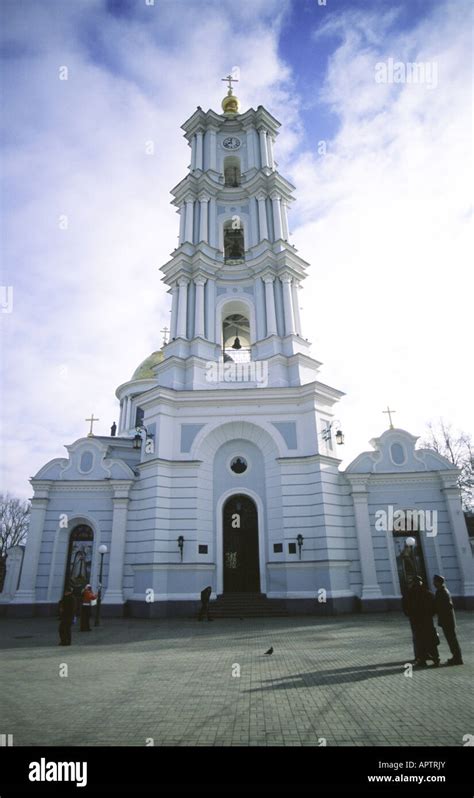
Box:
64 524 94 603
223 494 260 592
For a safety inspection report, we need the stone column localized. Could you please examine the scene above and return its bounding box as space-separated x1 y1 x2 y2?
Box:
209 198 217 247
348 480 383 604
245 127 256 169
441 477 474 595
177 277 189 338
199 194 209 242
259 128 269 168
125 395 134 430
184 198 194 243
178 203 186 244
257 194 268 241
254 276 265 340
13 487 50 604
194 277 206 338
170 283 179 339
271 194 283 240
190 135 196 171
281 199 289 240
208 128 217 171
102 482 133 606
205 279 216 340
195 130 204 171
249 196 258 247
263 276 277 336
281 274 296 335
267 135 275 169
122 398 129 432
291 280 302 336
120 396 127 432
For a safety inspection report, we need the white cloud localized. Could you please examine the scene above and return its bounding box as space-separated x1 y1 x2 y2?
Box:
286 0 473 466
1 0 294 496
1 0 471 496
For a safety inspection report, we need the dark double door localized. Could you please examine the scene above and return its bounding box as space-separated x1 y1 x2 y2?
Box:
223 494 260 593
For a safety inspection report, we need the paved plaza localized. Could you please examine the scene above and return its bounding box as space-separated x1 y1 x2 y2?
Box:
1 612 472 747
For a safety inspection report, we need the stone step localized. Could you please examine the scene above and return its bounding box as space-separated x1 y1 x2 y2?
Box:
210 593 289 617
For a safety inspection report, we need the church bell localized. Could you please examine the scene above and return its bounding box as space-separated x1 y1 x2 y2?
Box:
232 328 241 349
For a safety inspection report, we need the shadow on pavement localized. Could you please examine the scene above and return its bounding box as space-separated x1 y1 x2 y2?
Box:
243 660 430 692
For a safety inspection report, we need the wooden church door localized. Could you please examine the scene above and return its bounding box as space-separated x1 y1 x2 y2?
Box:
223 495 260 593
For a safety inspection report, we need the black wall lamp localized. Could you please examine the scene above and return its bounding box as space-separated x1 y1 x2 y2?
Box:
296 534 304 559
321 420 345 446
133 425 154 450
177 535 185 562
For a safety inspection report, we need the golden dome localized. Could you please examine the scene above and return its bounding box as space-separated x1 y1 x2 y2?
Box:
221 89 240 115
131 350 164 381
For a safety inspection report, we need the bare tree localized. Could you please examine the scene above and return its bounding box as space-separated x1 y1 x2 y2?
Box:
420 420 473 510
0 493 30 591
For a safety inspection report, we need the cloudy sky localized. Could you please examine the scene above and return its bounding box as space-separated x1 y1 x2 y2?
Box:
1 0 472 498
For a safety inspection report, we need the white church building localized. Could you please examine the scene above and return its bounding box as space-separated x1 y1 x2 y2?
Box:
4 84 473 617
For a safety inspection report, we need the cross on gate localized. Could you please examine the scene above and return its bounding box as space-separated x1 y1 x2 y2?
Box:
85 413 100 437
382 406 396 429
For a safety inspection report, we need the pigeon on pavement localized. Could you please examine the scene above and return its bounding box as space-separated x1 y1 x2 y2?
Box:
264 646 273 655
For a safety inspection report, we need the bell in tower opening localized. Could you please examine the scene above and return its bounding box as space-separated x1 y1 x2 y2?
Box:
224 220 245 261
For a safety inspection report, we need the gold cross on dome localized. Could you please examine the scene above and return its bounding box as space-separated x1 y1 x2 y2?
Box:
221 73 239 92
382 406 396 429
85 413 100 437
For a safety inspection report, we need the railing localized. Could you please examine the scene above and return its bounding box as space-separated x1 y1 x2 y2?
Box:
223 347 251 363
224 256 245 264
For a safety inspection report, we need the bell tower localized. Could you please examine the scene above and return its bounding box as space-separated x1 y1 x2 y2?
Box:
158 78 321 391
113 80 347 606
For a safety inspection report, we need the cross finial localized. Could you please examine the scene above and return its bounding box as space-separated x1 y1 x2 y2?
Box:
85 413 100 437
221 73 239 92
160 326 169 345
382 405 396 429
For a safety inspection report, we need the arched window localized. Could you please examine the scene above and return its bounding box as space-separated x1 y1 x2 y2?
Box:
64 525 94 598
223 219 245 261
390 442 406 465
222 313 250 362
224 156 241 187
79 451 93 473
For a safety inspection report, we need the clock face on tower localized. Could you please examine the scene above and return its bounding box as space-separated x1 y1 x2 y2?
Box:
222 136 241 151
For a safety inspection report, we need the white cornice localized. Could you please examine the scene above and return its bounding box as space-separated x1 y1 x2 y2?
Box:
343 471 445 485
123 380 344 411
180 105 281 140
277 453 343 467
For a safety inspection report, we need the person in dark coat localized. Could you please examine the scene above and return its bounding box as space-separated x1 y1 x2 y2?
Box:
433 574 463 665
58 586 75 646
198 586 213 621
403 577 440 667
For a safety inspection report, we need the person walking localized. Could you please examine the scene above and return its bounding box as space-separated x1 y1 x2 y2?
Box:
198 585 213 621
58 586 75 646
404 577 440 667
433 574 463 666
80 583 97 631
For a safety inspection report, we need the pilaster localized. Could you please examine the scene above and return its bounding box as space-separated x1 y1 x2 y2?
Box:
13 486 51 604
102 481 134 605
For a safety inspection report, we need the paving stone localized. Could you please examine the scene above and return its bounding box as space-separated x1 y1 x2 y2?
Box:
0 613 471 746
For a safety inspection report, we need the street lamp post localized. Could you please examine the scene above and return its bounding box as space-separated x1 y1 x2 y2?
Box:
405 536 417 579
94 544 108 627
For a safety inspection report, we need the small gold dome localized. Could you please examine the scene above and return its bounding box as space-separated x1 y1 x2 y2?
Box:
221 89 240 115
131 350 164 381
